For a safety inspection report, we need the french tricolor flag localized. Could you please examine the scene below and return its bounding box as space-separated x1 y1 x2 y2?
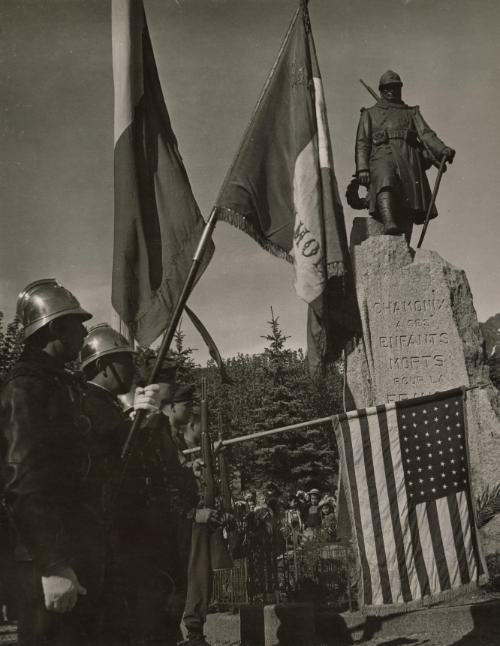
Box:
214 1 356 372
112 0 213 346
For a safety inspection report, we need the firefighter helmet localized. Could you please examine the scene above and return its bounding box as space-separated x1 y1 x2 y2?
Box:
80 323 135 370
17 278 92 340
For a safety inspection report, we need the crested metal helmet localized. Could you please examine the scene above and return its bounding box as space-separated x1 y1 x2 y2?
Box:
80 323 135 370
379 70 403 88
17 278 92 340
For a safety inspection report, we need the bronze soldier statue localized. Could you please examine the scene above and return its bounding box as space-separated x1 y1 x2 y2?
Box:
356 70 456 235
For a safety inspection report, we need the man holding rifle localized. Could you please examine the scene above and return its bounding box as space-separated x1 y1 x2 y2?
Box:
161 383 222 646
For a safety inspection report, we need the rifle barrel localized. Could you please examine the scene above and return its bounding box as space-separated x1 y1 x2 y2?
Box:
360 78 380 102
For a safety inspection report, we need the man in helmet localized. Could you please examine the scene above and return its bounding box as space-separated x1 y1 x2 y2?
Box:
0 279 107 645
356 70 456 236
82 332 211 646
79 324 195 646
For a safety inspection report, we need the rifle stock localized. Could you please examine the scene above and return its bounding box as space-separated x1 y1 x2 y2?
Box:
200 378 233 571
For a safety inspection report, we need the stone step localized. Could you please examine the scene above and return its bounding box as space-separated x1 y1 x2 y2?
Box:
205 591 500 645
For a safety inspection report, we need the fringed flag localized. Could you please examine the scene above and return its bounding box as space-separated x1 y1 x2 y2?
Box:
215 0 358 374
333 387 487 614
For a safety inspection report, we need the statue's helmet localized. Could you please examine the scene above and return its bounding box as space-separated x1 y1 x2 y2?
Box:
17 278 92 340
80 323 135 370
379 70 403 89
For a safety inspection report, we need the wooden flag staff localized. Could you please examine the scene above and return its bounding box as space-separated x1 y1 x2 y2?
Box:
183 415 333 455
120 208 218 461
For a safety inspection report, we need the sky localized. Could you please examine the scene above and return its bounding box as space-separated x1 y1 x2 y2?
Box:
1 0 499 364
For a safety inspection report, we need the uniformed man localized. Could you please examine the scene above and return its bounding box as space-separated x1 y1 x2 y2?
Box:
0 279 100 646
356 70 455 235
79 324 184 646
161 385 220 646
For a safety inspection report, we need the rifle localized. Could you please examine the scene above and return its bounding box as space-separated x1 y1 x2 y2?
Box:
359 78 379 102
200 377 233 571
217 415 238 554
217 415 232 515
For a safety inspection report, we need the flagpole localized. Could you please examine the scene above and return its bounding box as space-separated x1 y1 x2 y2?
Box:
120 208 218 461
182 414 333 455
214 2 303 203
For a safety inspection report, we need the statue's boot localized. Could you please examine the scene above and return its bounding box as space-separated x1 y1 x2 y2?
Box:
376 191 400 234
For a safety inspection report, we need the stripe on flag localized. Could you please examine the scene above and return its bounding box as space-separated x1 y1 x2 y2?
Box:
111 0 214 346
214 3 357 373
334 387 487 613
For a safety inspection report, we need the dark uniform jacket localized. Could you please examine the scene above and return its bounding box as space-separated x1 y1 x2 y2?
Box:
0 348 107 580
355 99 448 222
81 386 199 642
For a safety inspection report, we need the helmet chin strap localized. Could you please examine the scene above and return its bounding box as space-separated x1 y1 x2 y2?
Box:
109 363 128 395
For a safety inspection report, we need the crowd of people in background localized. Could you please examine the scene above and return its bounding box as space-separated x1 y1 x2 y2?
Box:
232 484 338 552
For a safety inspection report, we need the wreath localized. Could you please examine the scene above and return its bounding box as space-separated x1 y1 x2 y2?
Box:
345 175 369 210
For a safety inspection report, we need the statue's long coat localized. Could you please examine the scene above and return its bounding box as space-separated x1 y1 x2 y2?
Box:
355 99 449 223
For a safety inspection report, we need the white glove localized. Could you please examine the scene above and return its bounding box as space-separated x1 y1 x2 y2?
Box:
41 567 86 613
133 384 160 414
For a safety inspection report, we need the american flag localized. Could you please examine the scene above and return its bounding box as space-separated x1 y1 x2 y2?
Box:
334 387 487 612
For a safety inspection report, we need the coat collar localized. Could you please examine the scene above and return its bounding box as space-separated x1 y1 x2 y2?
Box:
19 346 73 379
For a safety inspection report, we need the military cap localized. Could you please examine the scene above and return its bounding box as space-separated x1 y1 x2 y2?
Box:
309 488 320 495
379 70 403 88
171 383 196 403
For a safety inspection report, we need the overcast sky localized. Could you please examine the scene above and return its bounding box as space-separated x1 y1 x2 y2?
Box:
1 0 499 363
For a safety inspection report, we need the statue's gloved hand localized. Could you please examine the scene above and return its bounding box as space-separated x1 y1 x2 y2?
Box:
42 566 86 614
357 170 370 186
442 147 455 164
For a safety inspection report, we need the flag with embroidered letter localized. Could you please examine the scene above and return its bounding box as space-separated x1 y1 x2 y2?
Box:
333 388 487 613
215 1 358 372
112 0 214 346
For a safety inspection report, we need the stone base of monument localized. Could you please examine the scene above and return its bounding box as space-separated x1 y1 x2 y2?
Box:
345 216 500 558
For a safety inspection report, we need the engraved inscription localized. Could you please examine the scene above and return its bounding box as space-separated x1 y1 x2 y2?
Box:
367 288 459 403
372 298 446 315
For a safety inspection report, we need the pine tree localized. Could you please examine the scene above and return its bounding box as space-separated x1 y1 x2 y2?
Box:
198 308 345 497
171 324 198 385
248 309 334 493
0 313 23 382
